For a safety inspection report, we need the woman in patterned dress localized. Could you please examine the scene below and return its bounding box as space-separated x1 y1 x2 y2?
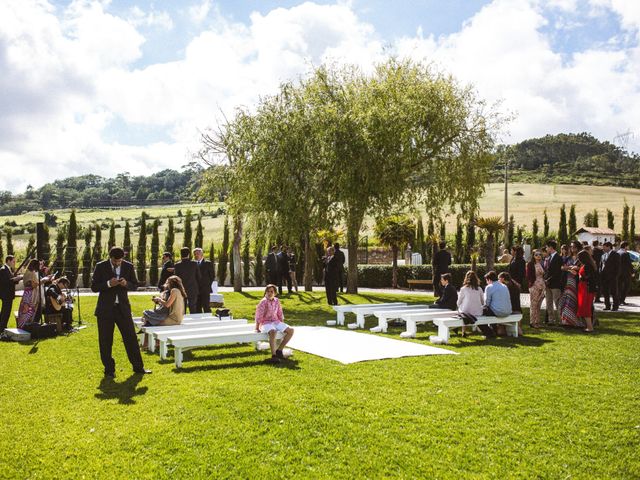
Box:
559 241 582 327
17 259 40 328
526 250 546 329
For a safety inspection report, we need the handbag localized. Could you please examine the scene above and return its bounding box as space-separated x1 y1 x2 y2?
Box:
215 308 231 320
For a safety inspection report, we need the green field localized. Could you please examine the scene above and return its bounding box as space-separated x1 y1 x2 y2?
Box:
0 292 638 479
3 183 640 252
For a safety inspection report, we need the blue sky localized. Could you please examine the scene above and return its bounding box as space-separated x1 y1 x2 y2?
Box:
2 0 639 192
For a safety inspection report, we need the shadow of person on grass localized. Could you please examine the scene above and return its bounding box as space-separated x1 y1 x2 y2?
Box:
95 374 149 405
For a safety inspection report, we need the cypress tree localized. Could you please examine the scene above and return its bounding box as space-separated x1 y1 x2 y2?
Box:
507 214 515 248
150 219 160 286
558 204 568 246
53 227 65 274
415 217 425 263
108 221 116 250
426 217 435 263
568 204 577 237
64 210 79 286
183 209 193 250
592 209 599 228
543 209 550 241
82 226 92 288
41 223 51 265
6 228 14 256
229 239 235 288
242 235 251 286
254 239 263 286
194 216 204 249
208 241 216 279
630 206 636 248
532 218 540 249
164 218 175 257
26 235 35 255
123 221 131 254
516 225 524 246
0 230 4 263
454 217 464 264
136 213 147 284
465 217 476 263
218 217 230 285
439 219 446 242
622 202 630 242
607 209 615 230
92 223 102 267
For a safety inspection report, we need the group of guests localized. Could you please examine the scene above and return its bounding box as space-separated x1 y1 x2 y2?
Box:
0 255 75 332
265 245 299 295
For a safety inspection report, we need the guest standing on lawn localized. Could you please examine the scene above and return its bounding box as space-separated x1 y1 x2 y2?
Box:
323 246 339 306
194 247 215 313
600 241 620 311
577 250 597 333
433 242 451 297
526 250 546 329
559 241 581 327
543 240 563 325
0 256 22 333
174 247 201 314
255 284 294 364
618 242 633 306
91 247 150 378
16 259 41 328
508 246 526 288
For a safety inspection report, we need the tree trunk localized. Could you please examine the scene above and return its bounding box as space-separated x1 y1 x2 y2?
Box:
303 232 313 291
391 245 398 288
486 233 495 271
346 218 362 294
232 215 243 292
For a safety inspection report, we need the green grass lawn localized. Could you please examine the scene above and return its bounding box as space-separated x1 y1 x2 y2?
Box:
0 292 638 479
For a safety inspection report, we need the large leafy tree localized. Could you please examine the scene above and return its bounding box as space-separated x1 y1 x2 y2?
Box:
374 215 415 288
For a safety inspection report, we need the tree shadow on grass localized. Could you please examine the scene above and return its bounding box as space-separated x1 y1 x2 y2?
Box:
95 374 149 405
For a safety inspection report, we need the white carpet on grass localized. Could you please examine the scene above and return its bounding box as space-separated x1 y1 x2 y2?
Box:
287 326 457 364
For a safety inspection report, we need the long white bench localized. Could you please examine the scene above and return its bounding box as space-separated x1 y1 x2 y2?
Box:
139 319 247 352
369 308 452 334
156 324 254 359
169 330 285 368
351 304 431 329
431 314 523 344
133 312 216 323
332 303 406 325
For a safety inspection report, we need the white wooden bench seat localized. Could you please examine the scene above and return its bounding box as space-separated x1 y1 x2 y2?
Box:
431 314 523 344
332 303 406 325
169 330 285 368
155 324 254 359
351 304 431 329
139 319 247 352
368 308 452 335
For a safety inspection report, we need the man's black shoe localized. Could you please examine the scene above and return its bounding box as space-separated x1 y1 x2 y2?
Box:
275 349 285 359
603 307 611 311
134 368 152 375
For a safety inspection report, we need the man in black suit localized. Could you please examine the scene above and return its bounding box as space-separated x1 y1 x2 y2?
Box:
91 247 149 377
429 273 458 310
194 247 215 313
432 242 452 297
618 241 634 306
600 241 620 311
174 247 201 314
543 240 563 324
592 240 604 302
278 246 290 295
333 243 346 293
158 252 174 291
324 246 339 306
0 256 23 332
265 246 280 287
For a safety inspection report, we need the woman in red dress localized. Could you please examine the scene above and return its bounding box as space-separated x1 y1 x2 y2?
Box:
576 250 597 333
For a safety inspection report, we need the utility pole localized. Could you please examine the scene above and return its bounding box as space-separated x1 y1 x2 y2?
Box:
503 155 509 249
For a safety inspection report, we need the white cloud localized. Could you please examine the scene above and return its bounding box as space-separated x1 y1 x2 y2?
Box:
128 6 174 30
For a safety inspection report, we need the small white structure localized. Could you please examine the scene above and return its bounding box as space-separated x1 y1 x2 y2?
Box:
574 227 616 245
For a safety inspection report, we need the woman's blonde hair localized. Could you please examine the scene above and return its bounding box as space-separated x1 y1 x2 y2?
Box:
166 275 188 298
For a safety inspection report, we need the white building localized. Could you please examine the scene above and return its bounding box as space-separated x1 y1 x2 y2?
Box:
573 227 616 245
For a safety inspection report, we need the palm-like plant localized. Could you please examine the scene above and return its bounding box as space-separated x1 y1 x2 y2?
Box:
476 216 506 271
375 215 415 288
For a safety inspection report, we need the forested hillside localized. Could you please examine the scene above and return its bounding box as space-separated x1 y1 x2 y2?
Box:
493 132 640 186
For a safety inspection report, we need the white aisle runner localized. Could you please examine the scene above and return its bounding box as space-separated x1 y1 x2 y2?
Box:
287 326 457 364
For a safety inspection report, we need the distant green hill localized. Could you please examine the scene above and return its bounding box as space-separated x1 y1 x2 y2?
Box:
492 132 640 187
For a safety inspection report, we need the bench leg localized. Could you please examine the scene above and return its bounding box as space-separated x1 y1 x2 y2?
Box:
506 322 518 338
160 341 167 360
148 333 156 353
407 319 417 338
337 312 345 326
437 323 450 344
356 314 364 329
380 318 388 333
175 347 183 368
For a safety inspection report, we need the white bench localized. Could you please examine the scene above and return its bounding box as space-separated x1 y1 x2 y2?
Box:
351 304 431 329
369 308 452 335
139 319 248 352
431 314 523 344
169 330 285 368
332 303 406 325
155 324 254 359
133 313 221 324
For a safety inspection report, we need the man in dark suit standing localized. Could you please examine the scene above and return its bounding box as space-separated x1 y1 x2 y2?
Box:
0 256 23 332
324 246 339 306
91 247 149 377
543 240 563 324
592 240 604 302
618 241 634 306
157 252 174 291
174 247 201 314
333 243 346 293
432 242 452 297
194 247 215 312
265 246 280 288
277 246 290 295
600 241 620 311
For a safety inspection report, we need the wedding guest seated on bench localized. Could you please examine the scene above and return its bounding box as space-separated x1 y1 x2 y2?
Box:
142 276 186 327
255 284 294 364
457 270 484 337
498 271 522 335
429 273 458 310
483 271 512 337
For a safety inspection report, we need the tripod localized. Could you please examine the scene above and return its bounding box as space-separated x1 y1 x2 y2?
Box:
75 287 83 326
